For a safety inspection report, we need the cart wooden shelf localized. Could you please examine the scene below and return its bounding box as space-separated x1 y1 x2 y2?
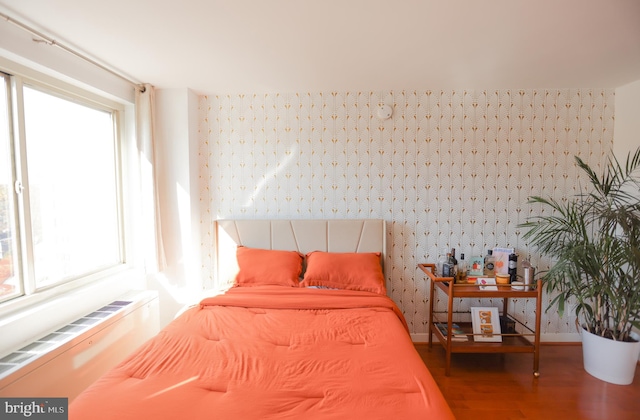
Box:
418 263 542 377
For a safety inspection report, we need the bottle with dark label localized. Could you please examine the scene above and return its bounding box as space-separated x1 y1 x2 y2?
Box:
450 248 458 279
484 249 495 277
508 253 518 283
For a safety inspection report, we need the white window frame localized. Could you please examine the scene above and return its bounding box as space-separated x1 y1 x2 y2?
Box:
0 56 143 353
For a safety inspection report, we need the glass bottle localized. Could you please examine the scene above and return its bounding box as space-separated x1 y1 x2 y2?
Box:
442 252 453 278
483 249 495 277
522 259 534 291
450 248 458 279
457 253 468 283
436 247 448 277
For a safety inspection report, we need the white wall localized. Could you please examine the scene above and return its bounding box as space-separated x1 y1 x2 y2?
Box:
614 79 640 160
150 88 203 327
614 78 640 358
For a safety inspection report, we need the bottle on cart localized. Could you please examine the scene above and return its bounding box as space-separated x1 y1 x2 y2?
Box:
483 249 495 277
442 252 453 277
457 253 468 283
522 259 534 291
450 248 458 279
436 247 448 277
508 253 518 283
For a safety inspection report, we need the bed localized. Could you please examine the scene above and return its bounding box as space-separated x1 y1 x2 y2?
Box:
70 219 453 419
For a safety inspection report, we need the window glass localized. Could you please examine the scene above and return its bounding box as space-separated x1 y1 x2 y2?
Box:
22 86 122 288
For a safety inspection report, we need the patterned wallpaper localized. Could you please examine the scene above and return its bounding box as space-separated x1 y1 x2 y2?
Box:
198 89 614 337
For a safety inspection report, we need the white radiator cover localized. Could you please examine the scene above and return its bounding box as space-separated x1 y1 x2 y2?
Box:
0 290 159 401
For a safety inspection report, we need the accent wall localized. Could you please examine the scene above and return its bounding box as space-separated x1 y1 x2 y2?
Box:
198 89 614 339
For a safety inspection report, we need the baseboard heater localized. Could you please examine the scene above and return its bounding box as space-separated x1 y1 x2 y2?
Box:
0 290 159 401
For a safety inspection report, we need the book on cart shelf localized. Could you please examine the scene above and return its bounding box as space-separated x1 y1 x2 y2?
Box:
435 322 469 341
470 307 502 342
473 276 498 290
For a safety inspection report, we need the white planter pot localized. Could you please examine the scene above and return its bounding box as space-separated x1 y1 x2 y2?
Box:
581 327 640 385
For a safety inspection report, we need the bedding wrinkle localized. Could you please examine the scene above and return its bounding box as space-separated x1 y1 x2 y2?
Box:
414 375 434 408
116 332 202 379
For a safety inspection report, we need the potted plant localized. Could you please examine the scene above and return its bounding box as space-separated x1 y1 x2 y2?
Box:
520 147 640 385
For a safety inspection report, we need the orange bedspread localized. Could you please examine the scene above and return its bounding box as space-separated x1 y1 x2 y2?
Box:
70 286 453 419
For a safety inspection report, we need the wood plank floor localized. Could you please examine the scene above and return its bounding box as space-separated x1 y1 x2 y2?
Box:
415 343 640 420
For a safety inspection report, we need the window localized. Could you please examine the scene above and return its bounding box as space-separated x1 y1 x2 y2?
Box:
0 71 125 305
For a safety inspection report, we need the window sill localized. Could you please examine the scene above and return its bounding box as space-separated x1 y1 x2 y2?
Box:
0 267 145 357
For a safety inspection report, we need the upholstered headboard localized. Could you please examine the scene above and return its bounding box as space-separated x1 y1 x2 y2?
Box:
214 219 386 287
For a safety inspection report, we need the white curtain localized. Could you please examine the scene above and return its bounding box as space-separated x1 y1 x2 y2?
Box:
135 84 166 272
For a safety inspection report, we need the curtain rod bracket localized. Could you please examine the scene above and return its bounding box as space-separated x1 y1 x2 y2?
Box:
32 37 54 46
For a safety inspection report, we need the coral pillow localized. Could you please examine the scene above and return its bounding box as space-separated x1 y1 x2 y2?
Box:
234 246 303 287
301 251 386 295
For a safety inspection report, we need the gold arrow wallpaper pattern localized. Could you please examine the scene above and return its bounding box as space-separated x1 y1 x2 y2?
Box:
198 89 613 337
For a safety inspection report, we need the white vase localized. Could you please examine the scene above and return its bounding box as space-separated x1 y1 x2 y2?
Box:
581 327 640 385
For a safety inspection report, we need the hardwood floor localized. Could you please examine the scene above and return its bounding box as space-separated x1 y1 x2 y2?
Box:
415 343 640 420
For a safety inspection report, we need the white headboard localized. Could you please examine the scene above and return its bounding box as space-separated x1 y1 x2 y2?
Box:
214 219 386 287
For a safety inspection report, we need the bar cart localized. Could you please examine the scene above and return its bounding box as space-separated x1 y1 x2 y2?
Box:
418 263 542 377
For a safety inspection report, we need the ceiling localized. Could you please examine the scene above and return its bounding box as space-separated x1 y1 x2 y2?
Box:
0 0 639 95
